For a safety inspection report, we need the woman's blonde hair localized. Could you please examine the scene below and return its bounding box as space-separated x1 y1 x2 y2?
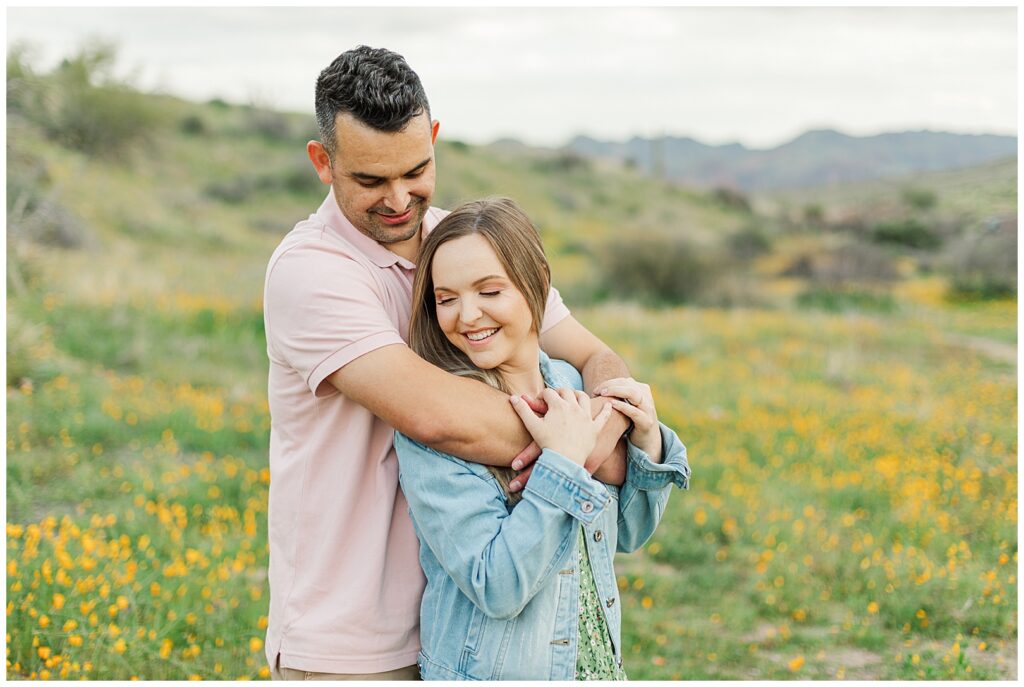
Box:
409 197 551 504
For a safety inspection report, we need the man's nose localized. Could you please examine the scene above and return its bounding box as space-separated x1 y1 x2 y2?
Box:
385 182 412 213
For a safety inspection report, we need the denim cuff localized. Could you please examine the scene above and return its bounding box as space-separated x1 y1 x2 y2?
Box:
626 423 690 491
525 449 611 525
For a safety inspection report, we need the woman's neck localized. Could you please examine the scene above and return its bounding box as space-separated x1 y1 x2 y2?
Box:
497 346 545 398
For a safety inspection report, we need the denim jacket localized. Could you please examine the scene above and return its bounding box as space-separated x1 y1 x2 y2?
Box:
395 354 690 680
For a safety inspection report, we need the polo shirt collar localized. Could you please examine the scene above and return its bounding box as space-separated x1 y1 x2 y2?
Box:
316 190 418 270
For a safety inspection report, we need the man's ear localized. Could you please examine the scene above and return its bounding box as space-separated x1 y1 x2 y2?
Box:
430 119 440 145
307 141 334 185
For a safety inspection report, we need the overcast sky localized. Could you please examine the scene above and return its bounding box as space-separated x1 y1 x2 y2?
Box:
6 5 1018 149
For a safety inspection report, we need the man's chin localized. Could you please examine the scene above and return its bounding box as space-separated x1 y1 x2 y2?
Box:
369 208 426 244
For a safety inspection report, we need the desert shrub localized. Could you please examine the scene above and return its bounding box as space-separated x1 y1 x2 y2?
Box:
712 186 752 213
533 151 591 174
870 218 942 250
947 218 1017 300
205 177 257 204
205 158 322 204
599 235 715 305
12 198 91 249
780 242 898 286
244 107 292 141
180 114 207 135
803 203 825 227
829 212 870 238
901 187 938 212
36 42 163 157
7 151 91 250
7 44 45 117
728 225 773 261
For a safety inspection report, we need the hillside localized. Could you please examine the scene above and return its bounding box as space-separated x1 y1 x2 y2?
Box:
754 155 1018 223
567 129 1017 191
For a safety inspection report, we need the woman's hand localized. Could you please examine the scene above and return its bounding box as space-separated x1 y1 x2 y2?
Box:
510 387 613 467
595 378 663 463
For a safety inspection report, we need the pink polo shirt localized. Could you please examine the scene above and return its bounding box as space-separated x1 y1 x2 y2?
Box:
262 191 570 673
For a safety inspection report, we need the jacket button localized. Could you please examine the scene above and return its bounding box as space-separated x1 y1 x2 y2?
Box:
606 597 615 608
593 530 603 542
581 501 594 513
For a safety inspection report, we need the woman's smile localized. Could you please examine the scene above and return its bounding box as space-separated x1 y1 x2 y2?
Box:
432 234 539 373
464 327 501 345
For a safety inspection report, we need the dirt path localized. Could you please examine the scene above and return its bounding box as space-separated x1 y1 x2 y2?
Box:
945 334 1016 366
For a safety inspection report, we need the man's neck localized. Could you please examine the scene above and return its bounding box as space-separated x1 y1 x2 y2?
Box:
387 232 419 262
387 230 422 263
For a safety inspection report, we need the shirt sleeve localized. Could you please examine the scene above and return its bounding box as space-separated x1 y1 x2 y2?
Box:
265 242 405 397
540 284 570 333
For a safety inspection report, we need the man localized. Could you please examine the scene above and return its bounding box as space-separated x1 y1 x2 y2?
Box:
263 45 632 680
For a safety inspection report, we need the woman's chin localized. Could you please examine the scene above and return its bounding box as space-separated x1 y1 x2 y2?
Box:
466 353 502 370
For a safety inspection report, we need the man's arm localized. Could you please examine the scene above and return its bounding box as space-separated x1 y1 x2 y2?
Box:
539 315 631 484
328 343 533 465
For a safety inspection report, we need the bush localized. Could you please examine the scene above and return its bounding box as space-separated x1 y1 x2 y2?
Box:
204 157 323 204
712 186 752 213
7 150 91 250
780 242 898 286
532 151 591 174
38 42 163 157
244 107 292 141
7 43 44 117
947 217 1017 300
803 203 825 227
901 187 938 212
728 225 773 261
180 114 207 135
599 236 715 305
870 218 942 250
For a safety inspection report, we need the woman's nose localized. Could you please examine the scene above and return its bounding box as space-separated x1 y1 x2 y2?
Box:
459 300 481 324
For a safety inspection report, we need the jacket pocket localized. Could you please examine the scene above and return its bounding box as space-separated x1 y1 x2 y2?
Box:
457 606 487 674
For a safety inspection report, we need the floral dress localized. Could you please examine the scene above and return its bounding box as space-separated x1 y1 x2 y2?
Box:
575 528 628 680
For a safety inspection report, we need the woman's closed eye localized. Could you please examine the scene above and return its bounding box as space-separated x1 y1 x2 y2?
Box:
480 290 501 297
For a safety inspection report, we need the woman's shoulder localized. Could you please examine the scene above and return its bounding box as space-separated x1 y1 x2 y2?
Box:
540 353 584 391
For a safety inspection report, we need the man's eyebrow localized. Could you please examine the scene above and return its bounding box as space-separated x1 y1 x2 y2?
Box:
434 275 507 291
350 157 432 182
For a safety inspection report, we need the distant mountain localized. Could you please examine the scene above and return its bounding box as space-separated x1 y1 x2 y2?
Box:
566 129 1017 191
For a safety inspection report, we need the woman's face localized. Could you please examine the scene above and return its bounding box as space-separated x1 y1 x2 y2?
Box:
431 233 538 372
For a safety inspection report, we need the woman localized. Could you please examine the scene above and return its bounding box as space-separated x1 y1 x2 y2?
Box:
394 197 690 680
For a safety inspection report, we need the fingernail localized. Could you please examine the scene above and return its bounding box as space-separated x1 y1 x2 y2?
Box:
509 480 521 491
512 460 523 470
509 395 520 404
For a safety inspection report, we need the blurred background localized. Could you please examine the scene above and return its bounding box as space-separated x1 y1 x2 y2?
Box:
6 6 1017 681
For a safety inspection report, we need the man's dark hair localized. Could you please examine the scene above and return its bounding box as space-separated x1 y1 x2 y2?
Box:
315 45 430 158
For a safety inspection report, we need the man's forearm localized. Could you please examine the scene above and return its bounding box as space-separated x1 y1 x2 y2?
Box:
427 387 533 466
329 343 532 467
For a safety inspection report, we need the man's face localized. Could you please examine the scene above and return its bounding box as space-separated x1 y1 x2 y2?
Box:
325 112 438 251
